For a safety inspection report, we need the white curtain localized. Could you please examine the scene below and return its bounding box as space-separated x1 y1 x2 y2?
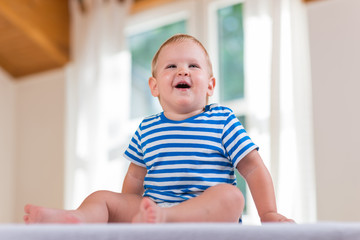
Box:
244 0 316 223
66 0 132 209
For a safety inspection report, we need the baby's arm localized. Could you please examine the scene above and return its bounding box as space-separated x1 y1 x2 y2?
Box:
236 150 294 222
122 163 147 195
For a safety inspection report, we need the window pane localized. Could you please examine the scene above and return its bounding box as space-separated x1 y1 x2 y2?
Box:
217 3 244 102
128 21 187 119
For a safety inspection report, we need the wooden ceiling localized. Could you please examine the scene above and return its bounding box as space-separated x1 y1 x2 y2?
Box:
0 0 321 80
0 0 70 79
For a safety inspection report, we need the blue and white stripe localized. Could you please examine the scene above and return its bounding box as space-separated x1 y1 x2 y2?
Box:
124 104 258 204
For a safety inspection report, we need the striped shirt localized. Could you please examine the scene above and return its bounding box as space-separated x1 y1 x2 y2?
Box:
123 104 258 204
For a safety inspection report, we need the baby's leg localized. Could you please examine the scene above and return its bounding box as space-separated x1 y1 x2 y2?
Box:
132 184 244 223
24 191 142 224
24 205 82 223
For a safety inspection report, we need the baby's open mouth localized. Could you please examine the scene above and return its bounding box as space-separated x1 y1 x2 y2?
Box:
175 83 191 89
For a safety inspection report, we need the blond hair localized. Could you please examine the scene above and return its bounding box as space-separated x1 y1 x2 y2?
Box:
151 34 213 78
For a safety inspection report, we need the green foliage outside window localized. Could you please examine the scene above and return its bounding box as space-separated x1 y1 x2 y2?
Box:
218 3 244 102
128 21 187 119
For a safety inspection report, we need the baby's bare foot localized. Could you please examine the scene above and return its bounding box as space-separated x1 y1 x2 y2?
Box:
132 198 165 223
24 204 81 224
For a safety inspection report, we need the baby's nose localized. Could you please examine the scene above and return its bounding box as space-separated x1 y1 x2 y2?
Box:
177 68 189 76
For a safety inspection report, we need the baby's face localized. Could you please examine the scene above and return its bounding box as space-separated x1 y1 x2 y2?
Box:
149 40 215 115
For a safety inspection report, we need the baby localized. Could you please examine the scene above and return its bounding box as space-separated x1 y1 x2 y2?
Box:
24 34 293 223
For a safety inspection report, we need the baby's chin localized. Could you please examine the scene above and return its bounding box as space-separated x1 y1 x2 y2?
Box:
176 104 206 115
160 95 206 111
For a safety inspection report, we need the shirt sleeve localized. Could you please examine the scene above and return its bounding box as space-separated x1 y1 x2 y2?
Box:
123 126 146 168
222 111 259 168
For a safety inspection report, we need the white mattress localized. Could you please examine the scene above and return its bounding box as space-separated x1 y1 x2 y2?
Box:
1 222 360 240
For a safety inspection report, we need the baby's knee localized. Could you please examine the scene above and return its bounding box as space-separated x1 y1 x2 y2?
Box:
212 184 244 220
210 184 244 202
86 190 114 202
211 184 244 206
90 190 111 196
225 184 244 203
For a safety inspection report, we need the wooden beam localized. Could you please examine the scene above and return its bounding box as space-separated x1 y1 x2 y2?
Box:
0 0 69 66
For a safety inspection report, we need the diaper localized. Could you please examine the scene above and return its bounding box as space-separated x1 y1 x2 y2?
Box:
157 202 180 208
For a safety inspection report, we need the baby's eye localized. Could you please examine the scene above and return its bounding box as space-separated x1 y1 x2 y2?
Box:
189 64 199 68
166 64 176 69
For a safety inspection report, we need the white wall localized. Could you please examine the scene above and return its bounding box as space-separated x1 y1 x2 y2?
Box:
307 0 360 221
0 68 66 223
12 69 66 222
0 69 15 222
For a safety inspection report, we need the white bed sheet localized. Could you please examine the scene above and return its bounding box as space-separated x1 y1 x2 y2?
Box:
1 222 360 240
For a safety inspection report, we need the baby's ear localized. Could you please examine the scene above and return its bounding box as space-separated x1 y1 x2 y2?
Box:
148 77 159 97
207 77 216 97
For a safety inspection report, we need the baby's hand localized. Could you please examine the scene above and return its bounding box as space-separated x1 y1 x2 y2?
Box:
260 212 295 223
